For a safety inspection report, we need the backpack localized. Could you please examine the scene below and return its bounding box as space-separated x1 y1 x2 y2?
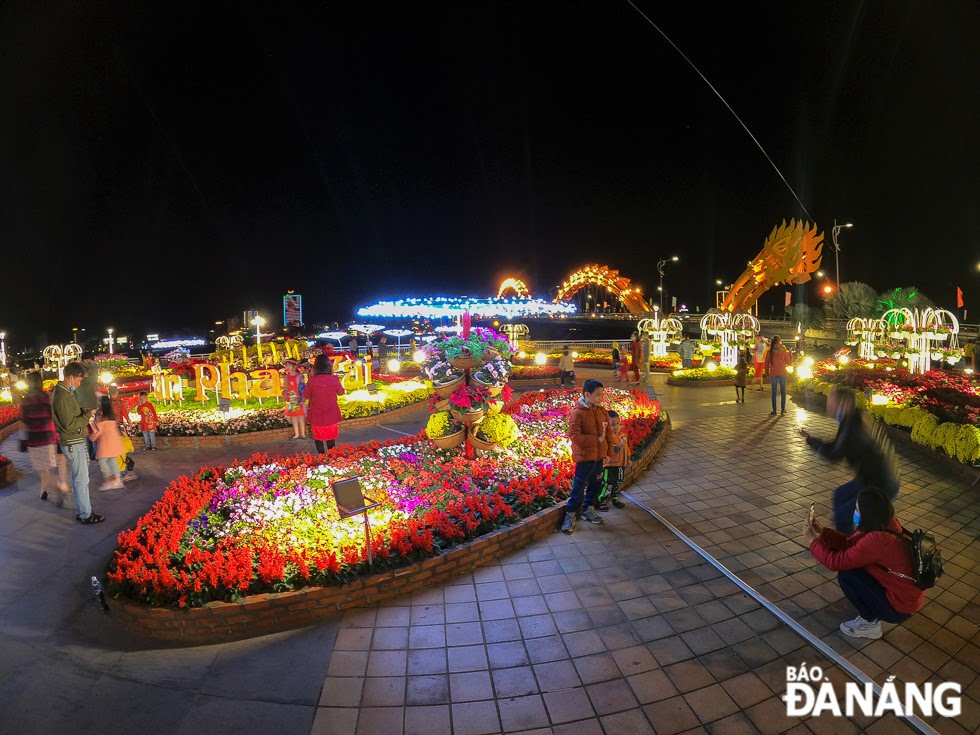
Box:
879 527 944 590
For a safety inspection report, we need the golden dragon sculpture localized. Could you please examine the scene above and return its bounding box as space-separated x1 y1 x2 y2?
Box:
720 219 824 312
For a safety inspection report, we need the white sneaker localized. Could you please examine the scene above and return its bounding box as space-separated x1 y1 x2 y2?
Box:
100 480 125 491
839 616 882 639
122 473 139 482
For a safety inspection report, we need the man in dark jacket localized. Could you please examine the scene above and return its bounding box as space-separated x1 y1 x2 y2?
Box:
562 379 609 534
75 360 99 460
800 386 899 533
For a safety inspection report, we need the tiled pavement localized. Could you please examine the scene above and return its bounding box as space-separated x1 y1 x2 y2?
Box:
1 374 977 734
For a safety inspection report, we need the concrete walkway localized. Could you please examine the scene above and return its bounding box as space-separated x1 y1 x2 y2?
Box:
0 376 976 734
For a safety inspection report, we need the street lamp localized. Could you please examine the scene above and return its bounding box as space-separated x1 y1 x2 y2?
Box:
72 327 78 344
107 327 114 355
251 315 266 347
656 256 679 311
831 220 853 291
0 331 6 368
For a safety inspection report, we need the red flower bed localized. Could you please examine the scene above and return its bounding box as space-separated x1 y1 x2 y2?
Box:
0 405 20 430
511 365 561 379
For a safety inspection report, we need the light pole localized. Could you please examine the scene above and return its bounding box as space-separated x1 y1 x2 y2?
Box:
831 220 853 292
0 331 6 368
107 327 114 355
251 315 266 346
656 256 679 311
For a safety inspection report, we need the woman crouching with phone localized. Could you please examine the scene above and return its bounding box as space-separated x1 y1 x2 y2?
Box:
804 489 924 640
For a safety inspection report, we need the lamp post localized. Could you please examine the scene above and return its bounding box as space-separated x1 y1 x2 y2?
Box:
0 331 6 368
831 220 853 292
72 327 78 344
107 327 114 355
657 256 679 311
251 315 266 345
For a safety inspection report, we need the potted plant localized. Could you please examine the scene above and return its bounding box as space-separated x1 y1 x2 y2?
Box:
448 383 490 424
470 356 511 396
0 453 14 486
425 411 465 449
470 412 520 451
423 358 464 398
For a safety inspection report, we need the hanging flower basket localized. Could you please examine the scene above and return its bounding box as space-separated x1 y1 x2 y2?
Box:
431 428 466 450
931 332 949 342
432 373 464 398
931 352 943 361
468 426 497 452
470 373 503 396
448 356 480 371
890 352 902 359
451 408 485 424
888 331 904 340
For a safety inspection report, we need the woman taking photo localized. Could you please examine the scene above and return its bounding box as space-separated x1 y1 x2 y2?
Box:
304 355 345 454
805 489 925 640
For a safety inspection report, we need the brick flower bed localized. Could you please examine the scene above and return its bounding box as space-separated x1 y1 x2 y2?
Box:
136 400 429 449
110 415 670 644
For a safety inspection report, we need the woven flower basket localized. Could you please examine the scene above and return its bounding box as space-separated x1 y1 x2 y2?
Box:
448 356 480 371
432 373 464 398
468 427 496 452
451 408 485 425
432 398 451 412
431 428 465 450
470 374 503 397
0 462 15 486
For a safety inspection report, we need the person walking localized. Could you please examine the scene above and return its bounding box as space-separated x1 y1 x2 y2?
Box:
799 385 899 533
804 489 925 639
282 359 307 439
305 354 346 454
347 335 358 359
763 335 793 415
639 332 651 384
733 353 748 403
751 334 767 390
561 379 608 534
558 346 575 387
377 335 388 370
611 342 621 376
20 371 69 504
51 362 103 524
89 396 125 491
629 332 641 385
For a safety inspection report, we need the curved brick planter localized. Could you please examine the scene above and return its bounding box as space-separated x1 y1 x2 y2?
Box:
0 421 21 442
110 414 672 645
145 400 429 449
666 378 734 387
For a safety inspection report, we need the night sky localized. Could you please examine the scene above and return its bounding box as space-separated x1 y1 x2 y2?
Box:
1 1 978 346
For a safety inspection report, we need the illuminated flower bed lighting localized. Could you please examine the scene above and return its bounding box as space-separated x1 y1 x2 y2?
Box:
106 387 663 607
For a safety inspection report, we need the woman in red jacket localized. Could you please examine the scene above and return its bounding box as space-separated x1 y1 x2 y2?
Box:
805 490 925 640
304 355 345 454
763 335 794 415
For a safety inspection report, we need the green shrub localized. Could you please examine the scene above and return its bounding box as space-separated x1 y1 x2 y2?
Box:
910 413 939 446
896 407 929 429
881 406 906 426
954 425 980 465
854 392 868 410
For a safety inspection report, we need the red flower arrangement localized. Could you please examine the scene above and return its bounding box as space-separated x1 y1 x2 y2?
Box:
0 405 21 430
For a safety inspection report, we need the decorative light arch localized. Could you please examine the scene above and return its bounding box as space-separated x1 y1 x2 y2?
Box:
878 308 959 374
554 265 652 313
638 315 683 357
699 310 759 367
496 278 531 299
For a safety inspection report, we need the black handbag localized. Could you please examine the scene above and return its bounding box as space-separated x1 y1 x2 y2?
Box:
125 456 136 472
19 439 28 452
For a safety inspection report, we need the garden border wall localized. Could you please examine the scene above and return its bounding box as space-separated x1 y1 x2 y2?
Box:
110 415 672 645
665 378 734 387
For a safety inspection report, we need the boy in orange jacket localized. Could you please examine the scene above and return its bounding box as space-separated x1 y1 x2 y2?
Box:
597 410 630 511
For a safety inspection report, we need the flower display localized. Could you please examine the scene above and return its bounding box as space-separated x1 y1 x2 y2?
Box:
425 411 462 439
670 366 736 381
149 380 431 436
106 387 664 607
0 453 10 465
510 365 561 379
472 356 512 387
474 413 520 447
0 405 20 430
794 361 980 464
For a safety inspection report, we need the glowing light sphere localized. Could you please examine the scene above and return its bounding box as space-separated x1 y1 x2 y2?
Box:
838 355 849 365
534 352 547 366
99 372 114 384
705 362 717 372
387 359 401 373
871 394 890 406
15 380 27 390
797 365 813 380
803 356 815 367
786 365 795 374
413 350 426 363
0 388 10 402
